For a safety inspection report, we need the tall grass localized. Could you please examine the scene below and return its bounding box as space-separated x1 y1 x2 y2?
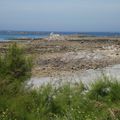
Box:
88 76 120 102
0 44 120 120
0 78 120 120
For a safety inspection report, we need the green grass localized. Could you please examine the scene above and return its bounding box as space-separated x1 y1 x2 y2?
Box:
0 44 120 120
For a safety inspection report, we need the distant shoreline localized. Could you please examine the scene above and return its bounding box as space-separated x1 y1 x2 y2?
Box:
0 31 120 42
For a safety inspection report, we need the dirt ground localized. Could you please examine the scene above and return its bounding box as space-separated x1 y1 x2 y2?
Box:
30 37 120 76
1 36 120 77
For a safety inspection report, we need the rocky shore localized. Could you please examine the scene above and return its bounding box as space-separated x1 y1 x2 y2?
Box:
1 35 120 80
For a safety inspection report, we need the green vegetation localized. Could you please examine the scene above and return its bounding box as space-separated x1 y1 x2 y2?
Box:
0 43 32 96
0 44 120 120
0 43 32 81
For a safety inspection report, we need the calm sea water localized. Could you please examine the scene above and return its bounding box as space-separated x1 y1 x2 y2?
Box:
0 34 48 41
0 32 120 41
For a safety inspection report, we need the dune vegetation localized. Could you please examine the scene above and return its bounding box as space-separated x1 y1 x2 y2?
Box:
0 44 120 120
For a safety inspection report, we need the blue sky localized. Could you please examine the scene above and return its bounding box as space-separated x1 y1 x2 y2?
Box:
0 0 120 32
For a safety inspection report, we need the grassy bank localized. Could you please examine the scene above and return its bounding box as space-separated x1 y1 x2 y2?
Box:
0 78 120 120
0 44 120 120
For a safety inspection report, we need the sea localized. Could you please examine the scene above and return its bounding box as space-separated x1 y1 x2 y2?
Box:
0 31 120 41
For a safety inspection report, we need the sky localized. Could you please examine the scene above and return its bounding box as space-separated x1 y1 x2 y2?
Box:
0 0 120 32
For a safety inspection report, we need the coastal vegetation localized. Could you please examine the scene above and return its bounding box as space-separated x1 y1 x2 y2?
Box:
0 43 32 95
0 44 120 120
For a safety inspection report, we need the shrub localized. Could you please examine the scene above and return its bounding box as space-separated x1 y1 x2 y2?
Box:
88 76 120 102
0 43 32 81
0 43 32 95
108 80 120 101
88 78 110 100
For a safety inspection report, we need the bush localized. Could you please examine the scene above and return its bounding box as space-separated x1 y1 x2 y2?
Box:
0 43 32 95
88 76 120 102
0 43 32 81
88 78 111 100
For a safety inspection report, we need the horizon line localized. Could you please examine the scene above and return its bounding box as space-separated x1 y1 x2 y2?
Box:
0 30 120 33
